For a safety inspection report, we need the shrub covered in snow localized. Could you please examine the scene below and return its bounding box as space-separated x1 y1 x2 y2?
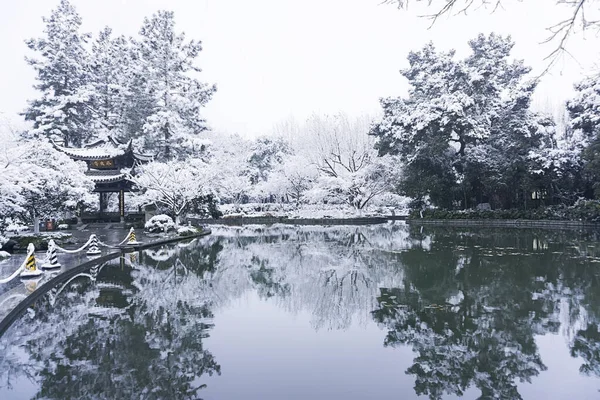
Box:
177 225 200 237
145 215 176 233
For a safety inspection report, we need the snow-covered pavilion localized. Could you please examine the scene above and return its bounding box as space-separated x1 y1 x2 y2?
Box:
53 136 153 222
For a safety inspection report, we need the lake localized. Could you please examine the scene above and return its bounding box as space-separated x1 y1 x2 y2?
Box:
1 223 600 399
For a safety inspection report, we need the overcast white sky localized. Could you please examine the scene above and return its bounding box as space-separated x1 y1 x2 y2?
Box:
1 0 599 137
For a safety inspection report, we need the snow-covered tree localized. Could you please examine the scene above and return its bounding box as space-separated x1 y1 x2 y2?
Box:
568 73 600 198
370 34 547 209
0 138 95 233
194 133 253 204
24 0 92 147
133 10 217 160
260 155 318 206
528 115 587 203
128 159 219 223
271 113 397 210
87 27 134 140
246 136 291 185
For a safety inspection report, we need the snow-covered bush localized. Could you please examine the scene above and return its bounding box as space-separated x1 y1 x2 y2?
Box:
177 225 200 237
0 137 95 234
145 214 176 233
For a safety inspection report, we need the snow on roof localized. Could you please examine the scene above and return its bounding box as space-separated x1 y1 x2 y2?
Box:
132 151 154 162
85 135 125 148
52 135 153 162
86 169 128 184
54 143 128 160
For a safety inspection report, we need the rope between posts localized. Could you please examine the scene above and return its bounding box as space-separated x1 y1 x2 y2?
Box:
0 255 28 284
96 239 121 249
117 230 132 246
52 229 136 255
53 235 95 254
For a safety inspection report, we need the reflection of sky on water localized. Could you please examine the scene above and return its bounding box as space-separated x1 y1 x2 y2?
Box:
1 223 600 399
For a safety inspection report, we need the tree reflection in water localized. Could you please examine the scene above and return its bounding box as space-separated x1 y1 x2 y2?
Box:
373 225 600 399
0 243 222 400
1 224 600 399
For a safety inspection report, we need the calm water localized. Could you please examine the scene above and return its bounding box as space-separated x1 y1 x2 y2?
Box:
1 223 600 400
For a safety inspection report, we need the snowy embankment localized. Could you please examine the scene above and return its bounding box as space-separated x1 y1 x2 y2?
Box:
206 203 409 220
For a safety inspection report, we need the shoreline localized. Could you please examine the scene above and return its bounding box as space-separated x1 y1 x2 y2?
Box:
189 216 406 226
190 215 600 230
407 219 600 230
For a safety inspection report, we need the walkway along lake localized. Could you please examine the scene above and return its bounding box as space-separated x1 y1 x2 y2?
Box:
1 223 600 399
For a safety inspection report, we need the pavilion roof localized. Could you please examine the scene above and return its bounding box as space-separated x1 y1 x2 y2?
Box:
52 135 153 162
86 169 128 184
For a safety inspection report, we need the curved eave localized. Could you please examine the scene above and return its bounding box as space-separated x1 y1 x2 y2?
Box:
133 152 154 162
52 140 129 161
89 174 127 184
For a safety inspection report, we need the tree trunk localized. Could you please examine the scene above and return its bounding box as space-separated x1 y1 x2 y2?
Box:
164 122 171 160
33 214 40 234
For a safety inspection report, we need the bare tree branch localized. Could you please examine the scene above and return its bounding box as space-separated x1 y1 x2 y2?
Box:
384 0 599 74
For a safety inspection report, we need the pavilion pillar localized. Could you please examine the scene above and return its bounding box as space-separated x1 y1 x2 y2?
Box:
99 192 105 215
119 190 125 224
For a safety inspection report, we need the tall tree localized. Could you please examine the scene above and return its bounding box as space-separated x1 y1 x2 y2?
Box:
24 0 92 147
370 34 545 209
87 27 133 140
134 11 217 160
568 73 600 197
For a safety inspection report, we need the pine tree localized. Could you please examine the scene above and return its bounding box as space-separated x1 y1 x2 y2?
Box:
88 27 133 140
24 0 92 147
134 10 217 160
568 74 600 198
370 34 545 209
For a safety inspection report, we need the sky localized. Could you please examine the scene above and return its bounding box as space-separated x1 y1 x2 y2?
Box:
0 0 599 137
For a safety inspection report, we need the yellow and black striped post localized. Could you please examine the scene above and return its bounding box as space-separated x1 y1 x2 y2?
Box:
127 227 141 245
26 252 36 271
20 243 43 278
